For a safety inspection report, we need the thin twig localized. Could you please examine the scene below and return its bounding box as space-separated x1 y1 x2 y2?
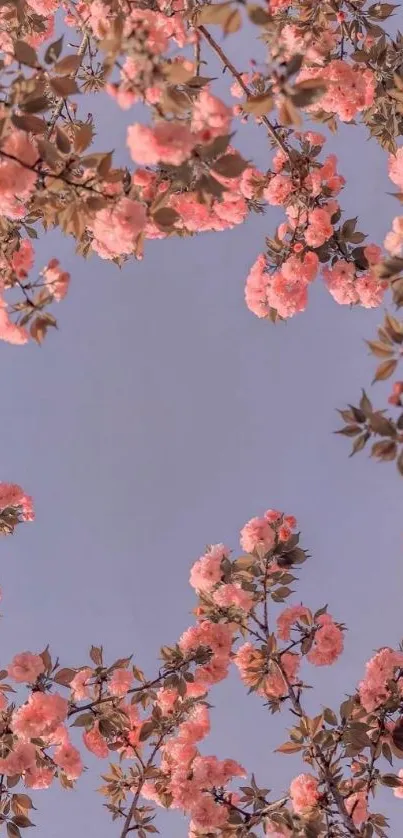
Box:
46 34 90 138
198 25 291 161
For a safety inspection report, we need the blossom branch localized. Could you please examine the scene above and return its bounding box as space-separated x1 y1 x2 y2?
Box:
197 25 291 160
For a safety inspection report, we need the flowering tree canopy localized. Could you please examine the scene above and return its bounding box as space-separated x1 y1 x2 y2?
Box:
2 1 403 838
0 0 403 471
1 494 403 838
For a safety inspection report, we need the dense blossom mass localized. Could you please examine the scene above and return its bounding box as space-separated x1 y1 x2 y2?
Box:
0 0 401 346
0 490 402 838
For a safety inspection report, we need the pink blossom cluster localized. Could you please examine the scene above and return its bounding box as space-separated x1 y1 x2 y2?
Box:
0 482 34 522
0 302 29 345
358 648 403 712
127 92 232 167
179 621 234 692
345 789 369 827
289 773 320 815
233 642 300 700
296 61 375 122
189 543 229 593
277 604 312 641
305 613 344 667
8 652 44 684
11 240 34 280
3 689 83 785
383 148 403 255
240 508 296 554
0 128 38 219
275 23 337 64
245 129 386 319
42 259 71 302
389 381 403 406
245 135 352 319
75 0 189 109
388 147 403 191
323 245 387 308
384 217 403 256
90 198 147 259
141 697 245 830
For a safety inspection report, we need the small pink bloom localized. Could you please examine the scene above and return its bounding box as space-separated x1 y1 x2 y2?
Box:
289 773 319 815
83 722 109 758
213 583 254 612
25 766 55 789
389 148 403 190
8 652 44 683
70 668 93 701
345 791 368 826
240 515 275 554
2 742 36 776
307 614 344 666
108 668 133 697
53 743 83 780
277 605 311 641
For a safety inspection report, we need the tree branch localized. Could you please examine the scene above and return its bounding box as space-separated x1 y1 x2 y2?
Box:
198 26 291 160
46 34 90 138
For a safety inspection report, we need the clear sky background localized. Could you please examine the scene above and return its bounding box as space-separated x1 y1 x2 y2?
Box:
1 21 403 838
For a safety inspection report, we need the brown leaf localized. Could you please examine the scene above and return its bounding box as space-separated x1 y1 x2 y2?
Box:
163 62 195 84
380 773 402 788
291 80 326 107
12 815 34 828
368 2 398 19
11 797 33 815
54 54 83 76
324 708 338 726
360 390 373 417
30 315 56 345
212 153 248 177
55 127 71 154
278 98 301 127
14 41 38 68
243 93 273 116
335 425 361 437
222 8 241 33
371 439 397 461
196 3 233 24
11 114 46 135
368 412 396 437
392 720 403 751
44 36 64 65
275 741 304 754
39 647 52 672
366 340 395 359
373 358 398 383
153 208 181 230
50 77 80 97
397 448 403 476
37 138 62 168
247 3 271 24
73 123 94 154
54 667 76 686
186 76 216 88
350 432 370 457
71 712 94 728
20 95 49 114
90 645 103 666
